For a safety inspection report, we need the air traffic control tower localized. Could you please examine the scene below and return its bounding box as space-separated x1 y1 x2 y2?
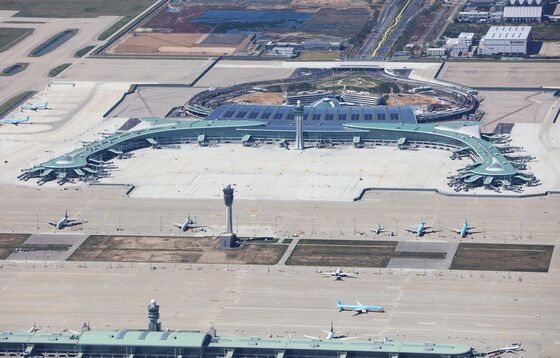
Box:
219 185 238 248
294 100 304 150
148 299 161 332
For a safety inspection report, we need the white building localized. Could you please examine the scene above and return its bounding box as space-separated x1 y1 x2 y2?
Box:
457 33 474 51
503 6 542 22
426 47 447 56
478 26 532 56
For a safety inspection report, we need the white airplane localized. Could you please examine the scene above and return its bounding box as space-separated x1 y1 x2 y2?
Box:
405 220 437 237
487 343 523 357
173 215 202 232
322 268 357 280
304 322 357 340
22 101 48 111
47 211 86 230
451 219 481 238
0 116 31 125
373 224 384 235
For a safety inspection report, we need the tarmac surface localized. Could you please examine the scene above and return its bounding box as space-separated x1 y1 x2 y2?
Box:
438 62 560 88
102 144 463 201
0 10 119 106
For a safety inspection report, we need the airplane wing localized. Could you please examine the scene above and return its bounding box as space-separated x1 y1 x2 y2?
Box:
303 335 320 340
345 275 357 279
65 220 86 227
469 230 483 234
356 301 363 306
404 228 416 233
340 337 359 341
173 223 183 228
352 310 365 316
47 221 57 226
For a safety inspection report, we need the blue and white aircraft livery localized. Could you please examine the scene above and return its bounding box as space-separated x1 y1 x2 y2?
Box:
21 101 48 111
405 220 436 236
0 116 31 125
451 219 481 238
336 299 384 315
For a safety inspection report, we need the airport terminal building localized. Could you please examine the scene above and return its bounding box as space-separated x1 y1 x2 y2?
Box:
19 101 532 190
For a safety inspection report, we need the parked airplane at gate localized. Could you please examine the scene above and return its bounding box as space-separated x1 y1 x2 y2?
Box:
47 211 86 230
405 220 436 237
486 343 523 357
336 299 384 315
322 268 356 280
304 322 357 340
22 101 48 111
451 219 481 238
0 116 31 125
173 215 202 232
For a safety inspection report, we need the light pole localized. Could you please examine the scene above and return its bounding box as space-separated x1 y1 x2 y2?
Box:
274 216 278 234
35 214 39 229
353 219 356 234
160 216 163 232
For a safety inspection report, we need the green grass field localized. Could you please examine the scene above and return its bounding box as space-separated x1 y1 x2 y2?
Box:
74 45 95 58
0 28 33 52
48 63 71 77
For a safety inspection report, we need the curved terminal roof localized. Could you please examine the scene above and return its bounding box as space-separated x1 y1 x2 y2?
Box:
345 122 516 177
23 110 516 181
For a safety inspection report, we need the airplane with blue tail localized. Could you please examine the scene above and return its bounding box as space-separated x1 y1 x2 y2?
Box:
0 116 31 125
336 299 384 315
22 101 48 111
451 219 481 238
405 219 437 237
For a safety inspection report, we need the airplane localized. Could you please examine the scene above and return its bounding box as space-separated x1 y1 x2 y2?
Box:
405 220 436 237
173 215 202 232
486 343 523 357
47 211 86 230
336 299 384 315
303 321 357 340
451 219 481 238
21 101 48 111
373 224 384 235
322 268 357 280
0 116 31 125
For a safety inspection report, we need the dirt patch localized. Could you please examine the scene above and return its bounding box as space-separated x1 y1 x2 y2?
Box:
450 243 554 272
69 235 287 265
230 92 285 105
287 240 397 267
0 234 30 259
386 93 440 106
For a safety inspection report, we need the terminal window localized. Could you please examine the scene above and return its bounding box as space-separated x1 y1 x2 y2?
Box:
312 114 321 120
325 114 334 120
224 110 235 118
274 112 284 120
364 114 373 121
236 111 247 118
377 113 386 120
390 113 399 120
351 113 360 121
261 112 272 119
338 114 347 120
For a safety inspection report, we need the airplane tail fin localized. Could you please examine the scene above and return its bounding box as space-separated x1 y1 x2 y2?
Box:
336 299 342 307
65 210 68 218
330 321 334 332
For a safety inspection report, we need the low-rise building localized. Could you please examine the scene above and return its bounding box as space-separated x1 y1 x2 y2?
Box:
478 25 532 56
503 6 542 22
426 47 448 56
